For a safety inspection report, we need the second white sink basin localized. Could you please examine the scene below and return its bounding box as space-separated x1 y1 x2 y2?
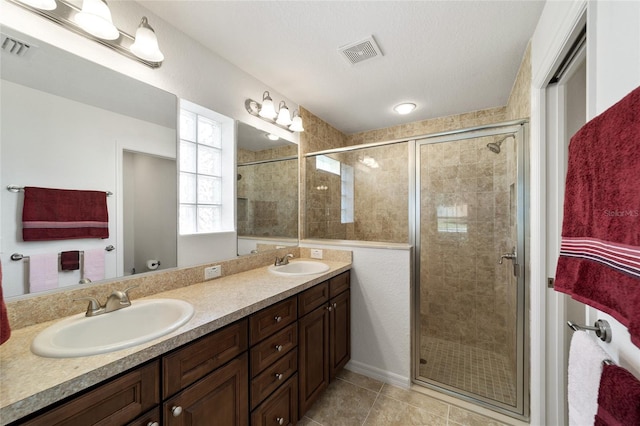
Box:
268 260 330 276
31 298 194 358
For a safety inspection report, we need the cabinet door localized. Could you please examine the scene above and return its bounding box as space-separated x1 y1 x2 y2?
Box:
22 360 159 426
164 353 248 426
330 290 351 380
297 305 329 418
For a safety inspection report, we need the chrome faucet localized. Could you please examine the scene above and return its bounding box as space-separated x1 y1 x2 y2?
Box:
75 286 138 317
274 254 294 266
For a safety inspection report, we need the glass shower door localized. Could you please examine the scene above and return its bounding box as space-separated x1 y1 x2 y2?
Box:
414 124 527 418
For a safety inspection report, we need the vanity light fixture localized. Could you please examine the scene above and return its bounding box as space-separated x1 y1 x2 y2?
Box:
9 0 164 68
393 102 417 115
245 92 304 133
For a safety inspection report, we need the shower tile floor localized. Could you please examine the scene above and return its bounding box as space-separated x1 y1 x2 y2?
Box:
419 336 517 407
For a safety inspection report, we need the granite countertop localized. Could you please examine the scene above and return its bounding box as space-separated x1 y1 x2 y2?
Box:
0 259 351 424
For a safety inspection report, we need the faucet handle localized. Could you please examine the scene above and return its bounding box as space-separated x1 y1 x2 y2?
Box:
73 296 103 316
120 285 139 303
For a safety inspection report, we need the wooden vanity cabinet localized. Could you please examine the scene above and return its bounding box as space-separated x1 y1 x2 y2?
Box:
298 271 351 418
19 360 160 426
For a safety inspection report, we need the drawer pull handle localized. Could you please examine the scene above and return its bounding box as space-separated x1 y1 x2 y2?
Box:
147 422 159 426
171 406 183 417
275 315 282 323
276 417 285 425
275 373 283 380
326 305 333 312
333 302 338 309
275 344 283 352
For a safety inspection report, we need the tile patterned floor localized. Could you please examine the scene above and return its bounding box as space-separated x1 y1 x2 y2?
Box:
298 370 515 426
419 336 517 406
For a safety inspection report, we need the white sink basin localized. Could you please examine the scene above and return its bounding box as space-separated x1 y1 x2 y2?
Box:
31 299 194 358
268 260 330 276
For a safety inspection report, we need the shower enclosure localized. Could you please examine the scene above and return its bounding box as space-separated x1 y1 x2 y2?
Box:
414 122 528 418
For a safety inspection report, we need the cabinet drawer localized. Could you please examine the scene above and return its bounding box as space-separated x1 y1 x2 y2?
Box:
250 323 297 377
22 360 159 426
164 353 248 426
251 374 298 426
329 271 350 298
163 319 248 398
249 297 297 345
250 348 298 409
298 281 329 316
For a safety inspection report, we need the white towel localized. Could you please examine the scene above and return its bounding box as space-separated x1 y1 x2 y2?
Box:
29 253 58 293
83 248 105 282
568 330 609 426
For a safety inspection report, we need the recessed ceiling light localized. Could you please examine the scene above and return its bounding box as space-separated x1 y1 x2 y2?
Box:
266 133 280 141
394 103 416 115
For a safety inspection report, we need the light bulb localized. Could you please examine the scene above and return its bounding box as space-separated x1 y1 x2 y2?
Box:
289 112 304 132
393 102 416 115
275 101 292 126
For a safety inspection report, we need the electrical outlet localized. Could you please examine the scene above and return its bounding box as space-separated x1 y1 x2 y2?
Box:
310 249 323 259
204 265 221 280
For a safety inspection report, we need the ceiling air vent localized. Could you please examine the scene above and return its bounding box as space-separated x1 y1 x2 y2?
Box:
338 35 383 65
1 34 32 57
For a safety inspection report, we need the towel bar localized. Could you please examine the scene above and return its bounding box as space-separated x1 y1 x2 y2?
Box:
6 184 113 196
567 319 612 343
10 245 115 261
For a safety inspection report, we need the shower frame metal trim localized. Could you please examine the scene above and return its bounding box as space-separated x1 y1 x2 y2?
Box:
411 121 529 421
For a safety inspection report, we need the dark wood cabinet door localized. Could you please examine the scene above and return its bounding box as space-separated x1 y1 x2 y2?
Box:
22 361 160 426
297 281 328 317
163 354 248 426
329 271 350 299
250 375 298 426
330 290 351 380
297 305 329 418
127 407 161 426
249 298 297 345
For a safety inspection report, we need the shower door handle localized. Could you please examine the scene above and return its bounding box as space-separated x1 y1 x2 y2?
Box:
498 248 519 277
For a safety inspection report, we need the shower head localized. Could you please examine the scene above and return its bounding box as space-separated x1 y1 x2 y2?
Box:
486 135 514 154
487 142 502 154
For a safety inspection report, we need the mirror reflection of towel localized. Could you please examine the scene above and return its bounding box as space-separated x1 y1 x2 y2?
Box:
29 253 58 293
1 261 11 345
83 249 105 282
22 187 109 241
60 251 80 271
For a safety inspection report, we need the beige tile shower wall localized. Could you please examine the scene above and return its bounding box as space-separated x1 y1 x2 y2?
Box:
237 158 298 238
505 42 532 121
300 107 348 154
420 136 510 355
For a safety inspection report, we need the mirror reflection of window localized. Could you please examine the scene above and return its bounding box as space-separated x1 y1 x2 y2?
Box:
179 100 234 235
437 204 468 233
341 164 354 224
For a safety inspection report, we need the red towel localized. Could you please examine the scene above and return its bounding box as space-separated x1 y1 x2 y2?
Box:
0 261 10 345
594 364 640 426
554 86 640 347
60 250 80 271
22 187 109 241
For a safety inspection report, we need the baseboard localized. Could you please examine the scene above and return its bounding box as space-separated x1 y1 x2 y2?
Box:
345 360 411 389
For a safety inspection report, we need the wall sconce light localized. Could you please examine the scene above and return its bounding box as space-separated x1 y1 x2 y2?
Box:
245 91 304 133
9 0 165 68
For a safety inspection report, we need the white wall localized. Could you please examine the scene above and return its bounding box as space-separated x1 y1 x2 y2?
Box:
300 242 413 387
0 81 174 297
531 1 640 424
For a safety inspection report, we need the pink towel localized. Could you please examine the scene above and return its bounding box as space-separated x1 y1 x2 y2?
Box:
555 85 640 347
29 253 58 293
83 248 105 282
1 261 11 345
595 364 640 426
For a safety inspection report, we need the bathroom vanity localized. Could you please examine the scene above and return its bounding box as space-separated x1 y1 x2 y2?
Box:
0 261 351 426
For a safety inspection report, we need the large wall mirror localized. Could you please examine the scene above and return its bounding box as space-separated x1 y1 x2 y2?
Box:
236 122 298 255
0 26 178 298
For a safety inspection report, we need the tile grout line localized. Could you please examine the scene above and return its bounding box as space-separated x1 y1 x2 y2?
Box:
360 382 383 426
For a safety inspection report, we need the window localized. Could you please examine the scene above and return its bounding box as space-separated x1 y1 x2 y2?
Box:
179 100 234 234
341 164 354 223
316 155 341 175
